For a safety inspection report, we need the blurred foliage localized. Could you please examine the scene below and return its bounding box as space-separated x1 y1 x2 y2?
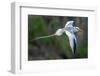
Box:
28 15 88 60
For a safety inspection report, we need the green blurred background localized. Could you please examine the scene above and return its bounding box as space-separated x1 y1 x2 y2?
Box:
28 15 88 60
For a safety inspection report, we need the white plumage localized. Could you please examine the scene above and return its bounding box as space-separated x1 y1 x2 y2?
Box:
32 21 81 55
55 21 80 55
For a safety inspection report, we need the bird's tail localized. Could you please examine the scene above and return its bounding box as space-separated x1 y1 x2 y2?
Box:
30 34 55 41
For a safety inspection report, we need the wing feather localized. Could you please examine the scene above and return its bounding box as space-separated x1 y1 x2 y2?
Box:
64 21 74 29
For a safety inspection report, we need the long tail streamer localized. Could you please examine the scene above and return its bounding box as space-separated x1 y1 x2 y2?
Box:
31 34 55 41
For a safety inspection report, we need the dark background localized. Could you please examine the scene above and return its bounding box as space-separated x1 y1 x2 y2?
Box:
28 15 88 60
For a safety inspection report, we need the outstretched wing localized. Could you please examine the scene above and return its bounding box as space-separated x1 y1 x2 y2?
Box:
64 21 74 29
65 31 77 54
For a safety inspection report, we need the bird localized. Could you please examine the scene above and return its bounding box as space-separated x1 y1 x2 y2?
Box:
31 21 82 56
54 21 82 56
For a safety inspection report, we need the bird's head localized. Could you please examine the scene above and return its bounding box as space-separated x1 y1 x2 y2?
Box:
75 27 83 32
54 29 64 36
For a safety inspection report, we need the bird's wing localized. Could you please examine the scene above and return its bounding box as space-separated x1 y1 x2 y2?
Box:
69 38 77 54
64 23 73 29
65 31 74 50
65 31 77 54
64 21 74 28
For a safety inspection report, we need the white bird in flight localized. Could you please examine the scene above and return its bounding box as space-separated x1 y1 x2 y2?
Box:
31 21 82 55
